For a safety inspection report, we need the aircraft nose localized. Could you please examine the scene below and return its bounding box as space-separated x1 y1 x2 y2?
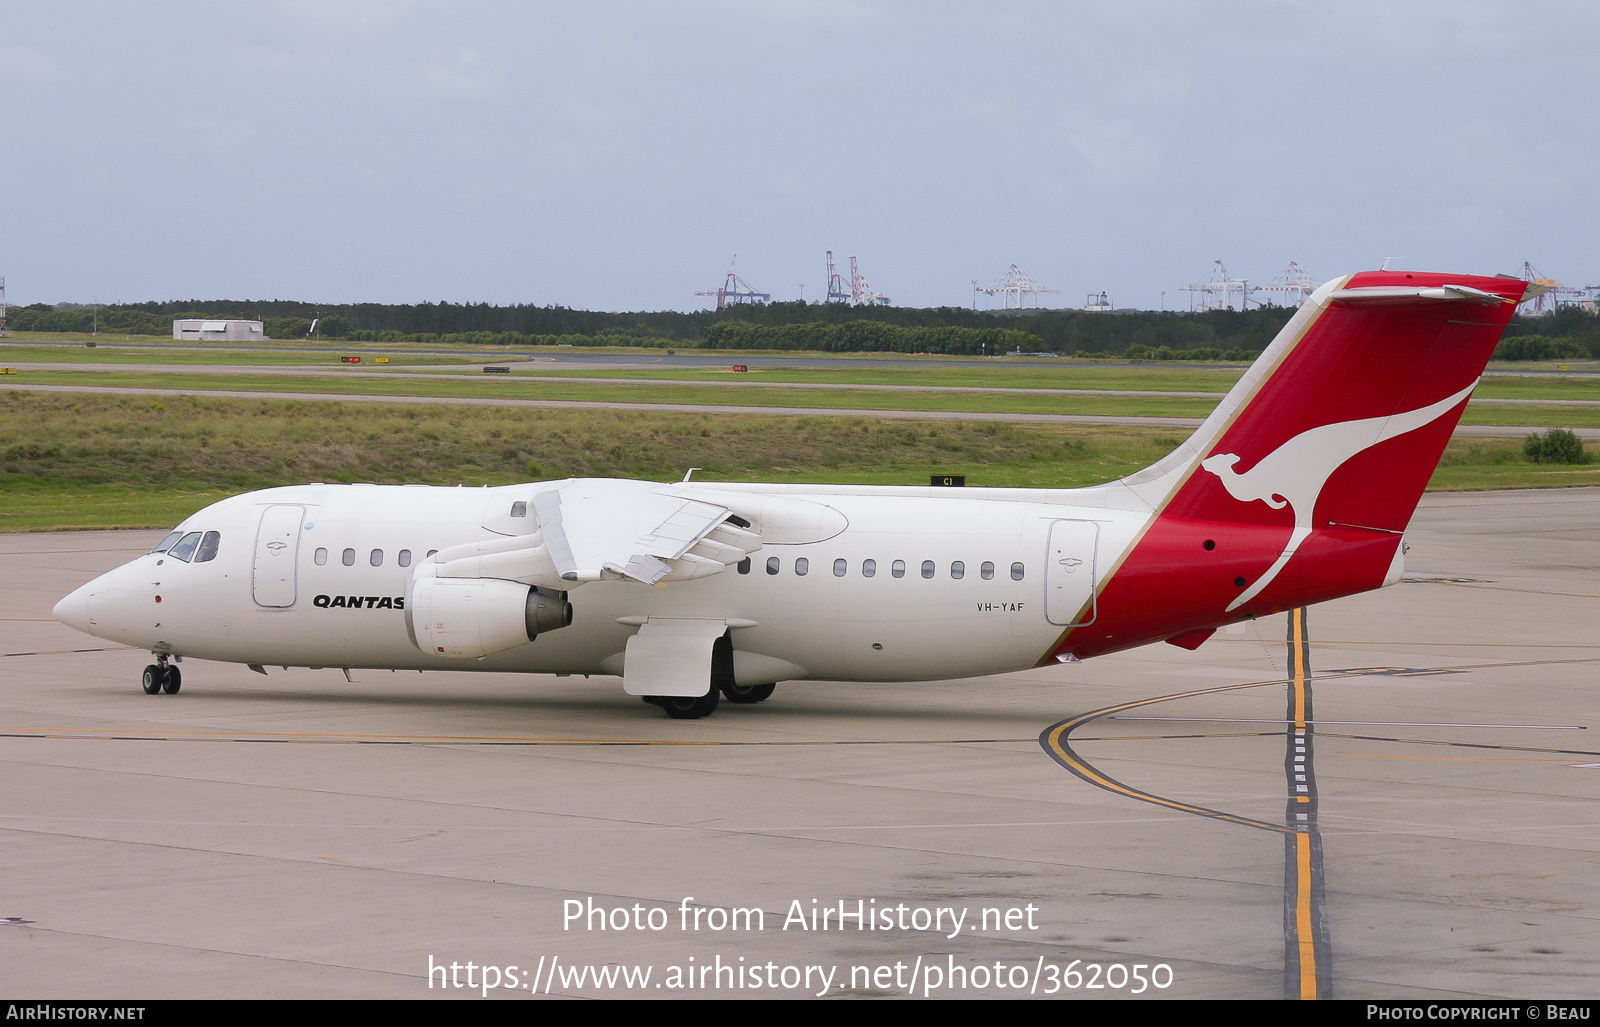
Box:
53 584 97 634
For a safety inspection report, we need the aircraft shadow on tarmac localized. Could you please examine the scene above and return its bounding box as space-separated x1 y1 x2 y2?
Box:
78 673 1073 728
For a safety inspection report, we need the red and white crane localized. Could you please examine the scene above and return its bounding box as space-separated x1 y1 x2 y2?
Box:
848 255 889 306
825 251 851 304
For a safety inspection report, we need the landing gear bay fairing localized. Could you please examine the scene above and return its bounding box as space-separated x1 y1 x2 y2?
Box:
54 272 1529 718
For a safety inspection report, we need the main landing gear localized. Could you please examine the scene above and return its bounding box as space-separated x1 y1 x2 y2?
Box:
141 656 181 695
720 682 775 704
645 687 721 720
643 633 780 719
647 680 776 718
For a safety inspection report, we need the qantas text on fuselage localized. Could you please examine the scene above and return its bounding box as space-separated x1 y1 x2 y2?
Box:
54 272 1529 718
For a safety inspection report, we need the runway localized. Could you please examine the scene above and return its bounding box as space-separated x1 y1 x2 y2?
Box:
3 488 1598 999
17 362 1600 407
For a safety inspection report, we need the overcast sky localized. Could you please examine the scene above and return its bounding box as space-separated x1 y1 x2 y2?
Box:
1 1 1594 312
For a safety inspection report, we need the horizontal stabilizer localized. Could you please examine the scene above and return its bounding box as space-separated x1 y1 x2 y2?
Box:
1328 283 1509 306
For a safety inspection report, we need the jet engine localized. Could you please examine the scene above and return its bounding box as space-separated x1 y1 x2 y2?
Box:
405 572 572 659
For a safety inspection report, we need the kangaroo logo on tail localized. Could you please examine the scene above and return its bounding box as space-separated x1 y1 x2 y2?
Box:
1200 381 1476 611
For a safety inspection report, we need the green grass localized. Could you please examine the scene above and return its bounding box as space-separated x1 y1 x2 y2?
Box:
9 333 1600 401
12 364 1600 425
0 389 1177 514
2 336 1254 387
491 364 1247 392
1473 370 1600 400
4 341 1596 533
1456 407 1600 428
3 368 1226 418
0 480 236 533
1429 438 1600 490
1 390 1592 531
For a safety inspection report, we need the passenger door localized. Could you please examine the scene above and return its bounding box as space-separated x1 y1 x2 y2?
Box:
253 505 304 608
1045 519 1100 626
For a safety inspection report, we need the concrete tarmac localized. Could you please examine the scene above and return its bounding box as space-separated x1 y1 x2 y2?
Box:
2 489 1598 999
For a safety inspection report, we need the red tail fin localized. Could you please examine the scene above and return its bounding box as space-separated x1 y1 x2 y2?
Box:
1060 271 1527 660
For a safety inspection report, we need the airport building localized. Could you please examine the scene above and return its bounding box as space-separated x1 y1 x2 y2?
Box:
173 318 267 342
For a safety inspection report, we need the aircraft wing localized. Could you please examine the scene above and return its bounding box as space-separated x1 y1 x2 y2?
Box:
421 479 762 591
534 478 760 585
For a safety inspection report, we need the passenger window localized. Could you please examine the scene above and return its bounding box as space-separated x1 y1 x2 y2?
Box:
795 558 809 576
398 550 411 567
370 549 383 567
981 561 994 580
891 560 905 578
1011 562 1025 580
766 556 779 575
168 532 203 562
951 561 964 579
921 560 934 579
737 558 751 574
194 531 222 563
315 548 328 566
862 559 876 578
510 501 528 518
426 550 438 558
342 548 356 566
151 531 183 554
833 558 847 576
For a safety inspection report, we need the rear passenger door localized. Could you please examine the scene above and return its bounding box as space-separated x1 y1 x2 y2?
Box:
1045 519 1100 626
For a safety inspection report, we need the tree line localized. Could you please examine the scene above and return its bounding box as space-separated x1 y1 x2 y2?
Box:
9 297 1598 359
6 297 1300 356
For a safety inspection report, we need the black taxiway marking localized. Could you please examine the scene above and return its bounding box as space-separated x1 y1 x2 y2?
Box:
1037 630 1600 1000
1038 678 1294 834
1037 608 1334 999
1282 606 1331 1001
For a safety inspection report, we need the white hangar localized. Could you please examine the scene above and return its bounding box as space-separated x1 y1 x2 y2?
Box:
173 319 267 342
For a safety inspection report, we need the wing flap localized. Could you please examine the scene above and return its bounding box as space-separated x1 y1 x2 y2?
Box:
535 479 757 585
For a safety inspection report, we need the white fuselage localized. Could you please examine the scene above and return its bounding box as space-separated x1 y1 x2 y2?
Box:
55 273 1524 705
58 481 1149 685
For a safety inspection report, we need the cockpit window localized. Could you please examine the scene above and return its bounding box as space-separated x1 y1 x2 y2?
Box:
167 532 203 562
152 531 183 554
194 531 222 563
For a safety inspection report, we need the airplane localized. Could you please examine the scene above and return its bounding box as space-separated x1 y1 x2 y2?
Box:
53 270 1530 719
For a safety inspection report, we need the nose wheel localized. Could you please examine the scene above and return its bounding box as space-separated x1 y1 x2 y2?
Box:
141 660 181 695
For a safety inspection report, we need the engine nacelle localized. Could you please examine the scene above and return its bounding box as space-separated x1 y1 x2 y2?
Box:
405 573 572 659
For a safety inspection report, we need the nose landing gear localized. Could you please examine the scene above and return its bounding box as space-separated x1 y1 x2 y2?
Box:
141 656 181 695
